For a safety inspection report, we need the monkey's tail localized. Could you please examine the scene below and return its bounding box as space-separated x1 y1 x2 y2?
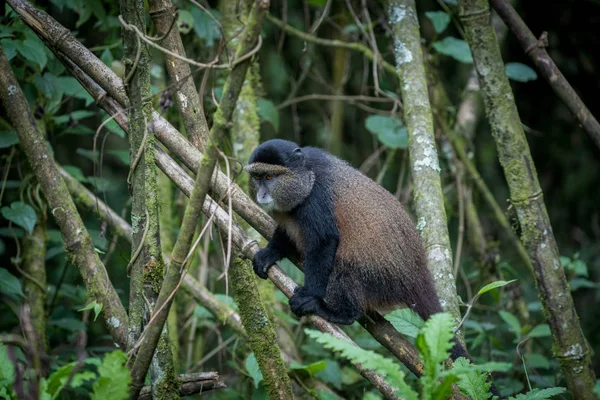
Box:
451 340 503 399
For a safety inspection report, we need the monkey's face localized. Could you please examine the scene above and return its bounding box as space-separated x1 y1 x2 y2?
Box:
251 173 278 212
244 162 315 214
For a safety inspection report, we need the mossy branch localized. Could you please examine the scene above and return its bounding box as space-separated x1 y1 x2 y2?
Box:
387 0 462 324
22 220 48 359
459 0 597 397
128 1 270 397
0 44 129 349
231 258 293 400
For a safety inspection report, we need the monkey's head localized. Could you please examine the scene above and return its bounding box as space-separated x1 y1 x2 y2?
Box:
244 139 315 213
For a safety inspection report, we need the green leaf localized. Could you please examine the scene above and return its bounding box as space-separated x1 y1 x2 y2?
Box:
76 148 98 163
78 300 103 322
505 62 538 82
364 115 408 148
50 318 87 332
499 310 521 338
594 379 600 397
0 342 15 391
0 39 18 60
384 308 424 338
569 259 588 277
290 360 327 375
569 278 597 291
510 387 566 399
177 10 194 34
190 7 221 47
452 357 491 400
305 329 419 400
91 351 130 400
17 38 48 69
433 375 459 400
308 0 327 5
193 305 214 320
418 312 455 366
477 279 517 297
0 131 19 148
107 150 130 166
314 359 342 390
425 11 450 34
215 294 238 311
1 201 36 234
432 37 473 63
257 99 280 131
0 268 24 300
62 165 86 182
527 324 551 338
524 354 550 369
245 353 264 388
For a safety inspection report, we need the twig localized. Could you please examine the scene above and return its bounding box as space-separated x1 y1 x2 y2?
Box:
490 0 600 150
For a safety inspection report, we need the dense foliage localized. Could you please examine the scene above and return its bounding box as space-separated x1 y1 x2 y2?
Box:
0 0 599 399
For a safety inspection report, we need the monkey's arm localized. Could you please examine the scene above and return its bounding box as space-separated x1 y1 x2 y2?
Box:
253 227 299 279
289 197 339 315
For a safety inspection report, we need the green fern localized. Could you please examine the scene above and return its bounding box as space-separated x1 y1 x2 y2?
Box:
508 388 567 399
304 329 419 400
416 313 455 399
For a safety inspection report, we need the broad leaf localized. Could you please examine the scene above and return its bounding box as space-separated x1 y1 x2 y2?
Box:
499 311 522 338
1 201 36 234
425 11 450 34
505 62 538 82
365 115 408 148
0 268 24 301
433 37 473 63
245 353 263 388
511 387 567 399
385 308 424 338
527 324 551 338
257 99 280 131
477 279 517 297
0 131 19 148
452 357 491 400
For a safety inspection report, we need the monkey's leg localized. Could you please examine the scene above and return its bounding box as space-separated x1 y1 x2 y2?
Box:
316 279 363 325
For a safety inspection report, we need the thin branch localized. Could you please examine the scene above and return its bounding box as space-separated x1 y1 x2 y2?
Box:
490 0 600 150
267 14 397 76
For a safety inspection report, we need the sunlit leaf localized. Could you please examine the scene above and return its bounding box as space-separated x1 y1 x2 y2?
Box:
433 37 473 63
425 11 450 34
476 279 517 297
505 62 538 82
365 115 408 148
385 308 424 338
245 353 263 388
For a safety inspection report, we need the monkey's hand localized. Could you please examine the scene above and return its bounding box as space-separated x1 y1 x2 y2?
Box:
289 286 322 317
252 248 279 279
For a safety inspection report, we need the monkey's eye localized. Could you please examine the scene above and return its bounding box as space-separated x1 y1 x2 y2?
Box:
265 174 272 181
253 175 260 181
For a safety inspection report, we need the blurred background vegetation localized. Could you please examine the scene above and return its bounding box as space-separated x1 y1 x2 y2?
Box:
0 0 598 398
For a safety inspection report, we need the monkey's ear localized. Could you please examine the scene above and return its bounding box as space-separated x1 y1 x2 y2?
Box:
288 147 305 167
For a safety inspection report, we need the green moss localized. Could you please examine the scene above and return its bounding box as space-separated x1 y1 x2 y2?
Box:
231 258 293 400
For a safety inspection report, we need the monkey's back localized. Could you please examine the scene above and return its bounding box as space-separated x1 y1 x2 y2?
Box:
314 150 441 318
